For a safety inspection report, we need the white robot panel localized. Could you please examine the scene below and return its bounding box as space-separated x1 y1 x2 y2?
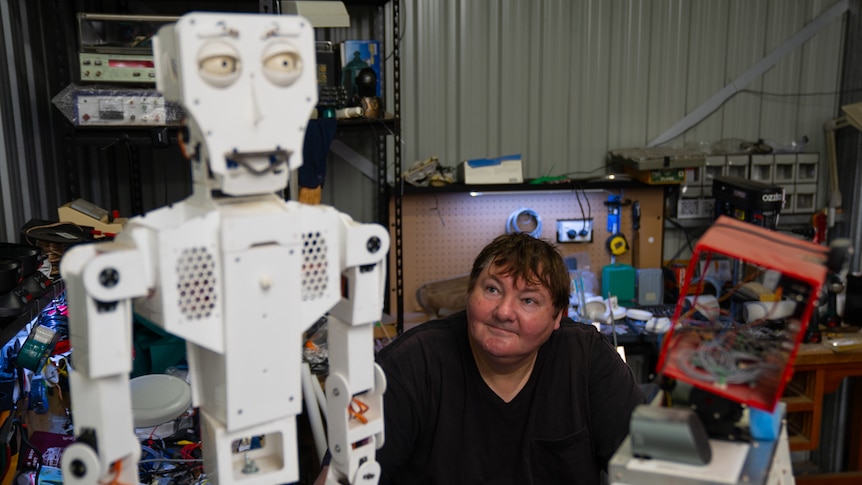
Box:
62 10 388 485
130 205 226 353
154 12 317 196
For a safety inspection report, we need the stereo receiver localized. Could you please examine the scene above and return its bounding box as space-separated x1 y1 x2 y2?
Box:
77 13 178 84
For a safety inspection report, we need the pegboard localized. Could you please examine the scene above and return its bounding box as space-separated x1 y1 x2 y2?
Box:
389 186 665 317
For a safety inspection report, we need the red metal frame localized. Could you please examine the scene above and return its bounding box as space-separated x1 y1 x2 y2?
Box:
656 216 828 411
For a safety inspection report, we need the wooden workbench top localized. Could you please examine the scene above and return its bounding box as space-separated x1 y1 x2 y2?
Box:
795 327 862 366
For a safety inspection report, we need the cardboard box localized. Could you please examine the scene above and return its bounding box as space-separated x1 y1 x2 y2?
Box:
457 154 523 184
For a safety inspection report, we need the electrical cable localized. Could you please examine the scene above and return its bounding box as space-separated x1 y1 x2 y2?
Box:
650 69 862 145
573 186 588 234
736 86 862 99
674 334 783 386
13 420 42 485
506 208 542 238
382 1 406 63
24 222 90 278
139 458 204 465
138 431 207 483
584 186 592 224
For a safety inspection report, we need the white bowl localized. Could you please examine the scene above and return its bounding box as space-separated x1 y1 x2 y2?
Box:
626 308 653 322
585 300 607 321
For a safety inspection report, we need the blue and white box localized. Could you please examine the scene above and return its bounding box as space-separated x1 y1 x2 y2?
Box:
458 154 524 184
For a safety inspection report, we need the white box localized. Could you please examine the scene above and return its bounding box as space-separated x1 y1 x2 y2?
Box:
680 185 702 198
782 185 796 214
458 155 524 184
704 155 727 169
703 156 726 196
700 198 716 218
796 153 819 183
725 154 750 179
676 198 701 219
683 166 701 185
74 91 175 126
750 154 774 183
773 154 797 184
281 1 350 27
794 184 817 213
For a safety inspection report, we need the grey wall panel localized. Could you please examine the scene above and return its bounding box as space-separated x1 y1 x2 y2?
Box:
498 1 532 168
323 159 377 221
760 1 810 146
0 0 851 243
608 1 651 151
721 0 770 141
685 1 731 146
645 1 691 146
400 0 846 191
0 0 69 243
797 1 846 205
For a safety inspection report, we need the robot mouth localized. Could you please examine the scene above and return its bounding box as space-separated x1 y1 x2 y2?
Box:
224 148 292 174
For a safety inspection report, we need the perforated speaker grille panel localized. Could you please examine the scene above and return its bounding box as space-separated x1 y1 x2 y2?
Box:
302 231 329 301
176 246 218 319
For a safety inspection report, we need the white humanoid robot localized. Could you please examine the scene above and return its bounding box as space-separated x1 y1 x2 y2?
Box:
60 12 387 485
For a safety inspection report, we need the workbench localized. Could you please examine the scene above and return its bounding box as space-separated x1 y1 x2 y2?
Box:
787 329 862 484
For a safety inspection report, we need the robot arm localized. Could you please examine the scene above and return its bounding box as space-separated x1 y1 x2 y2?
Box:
324 217 389 485
60 236 152 484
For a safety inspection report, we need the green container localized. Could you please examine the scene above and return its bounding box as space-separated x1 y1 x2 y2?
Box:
602 263 636 306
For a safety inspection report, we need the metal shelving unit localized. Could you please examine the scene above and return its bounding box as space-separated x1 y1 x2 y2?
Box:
298 0 403 329
0 279 65 349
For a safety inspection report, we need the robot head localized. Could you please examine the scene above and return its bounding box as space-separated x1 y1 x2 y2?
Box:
154 12 317 196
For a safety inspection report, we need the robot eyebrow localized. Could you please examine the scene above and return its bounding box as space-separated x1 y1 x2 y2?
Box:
262 23 303 39
197 21 239 39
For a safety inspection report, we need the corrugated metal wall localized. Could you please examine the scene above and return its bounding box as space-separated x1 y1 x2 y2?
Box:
0 0 852 243
0 0 68 243
398 0 845 185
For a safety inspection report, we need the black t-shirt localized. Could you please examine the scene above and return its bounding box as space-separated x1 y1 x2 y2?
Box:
375 311 646 484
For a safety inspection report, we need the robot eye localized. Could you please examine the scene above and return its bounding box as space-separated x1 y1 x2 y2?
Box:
201 55 239 75
262 42 303 87
197 41 241 88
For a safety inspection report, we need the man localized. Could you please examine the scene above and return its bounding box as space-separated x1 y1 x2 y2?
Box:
320 232 645 484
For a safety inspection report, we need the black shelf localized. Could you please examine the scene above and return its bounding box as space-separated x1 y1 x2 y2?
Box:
343 0 393 5
333 114 398 136
69 115 398 145
68 126 177 146
0 279 65 348
399 179 660 195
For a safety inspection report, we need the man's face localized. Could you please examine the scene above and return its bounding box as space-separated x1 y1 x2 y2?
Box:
466 262 562 364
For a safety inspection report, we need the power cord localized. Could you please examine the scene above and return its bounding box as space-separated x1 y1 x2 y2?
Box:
506 208 542 238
